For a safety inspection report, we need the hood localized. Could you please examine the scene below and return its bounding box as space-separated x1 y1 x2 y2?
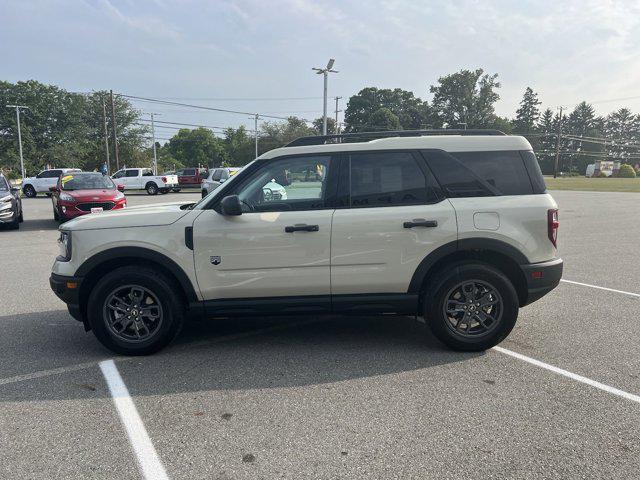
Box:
62 189 120 201
62 201 194 231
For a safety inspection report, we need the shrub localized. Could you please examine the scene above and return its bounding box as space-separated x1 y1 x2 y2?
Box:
617 164 636 178
595 171 608 178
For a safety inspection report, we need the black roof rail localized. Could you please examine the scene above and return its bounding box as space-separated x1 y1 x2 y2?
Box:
284 129 507 147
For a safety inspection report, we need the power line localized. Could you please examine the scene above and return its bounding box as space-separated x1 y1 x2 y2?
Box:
135 118 256 133
118 93 313 122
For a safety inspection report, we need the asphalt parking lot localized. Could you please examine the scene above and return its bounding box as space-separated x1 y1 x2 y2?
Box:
1 189 638 479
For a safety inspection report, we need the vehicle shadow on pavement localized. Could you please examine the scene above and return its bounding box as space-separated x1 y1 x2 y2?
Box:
19 218 60 231
0 312 483 401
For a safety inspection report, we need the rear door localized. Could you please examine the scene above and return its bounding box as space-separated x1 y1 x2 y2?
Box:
123 169 141 189
330 151 457 295
193 154 336 303
37 169 62 192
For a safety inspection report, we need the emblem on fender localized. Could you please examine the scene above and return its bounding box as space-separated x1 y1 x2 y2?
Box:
210 255 221 265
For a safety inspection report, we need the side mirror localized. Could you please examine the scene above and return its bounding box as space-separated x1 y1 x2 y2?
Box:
220 195 242 216
49 186 59 192
116 184 125 192
219 178 226 183
10 187 19 194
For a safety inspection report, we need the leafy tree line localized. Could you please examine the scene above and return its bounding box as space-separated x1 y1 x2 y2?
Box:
2 74 640 178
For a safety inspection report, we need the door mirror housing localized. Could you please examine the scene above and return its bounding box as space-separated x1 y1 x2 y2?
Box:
116 184 125 192
220 195 242 216
10 187 19 194
49 186 59 192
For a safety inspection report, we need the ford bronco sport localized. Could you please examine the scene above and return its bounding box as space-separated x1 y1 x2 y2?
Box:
50 130 563 355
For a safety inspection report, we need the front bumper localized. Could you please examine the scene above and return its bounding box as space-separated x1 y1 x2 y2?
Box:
520 258 563 306
49 273 84 322
0 205 16 223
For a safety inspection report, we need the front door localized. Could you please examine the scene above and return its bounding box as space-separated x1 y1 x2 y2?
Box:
193 154 336 304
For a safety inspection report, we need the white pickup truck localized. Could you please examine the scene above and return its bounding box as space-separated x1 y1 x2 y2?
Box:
111 168 179 195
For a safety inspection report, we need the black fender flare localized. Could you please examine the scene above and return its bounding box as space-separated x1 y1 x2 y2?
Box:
407 238 529 294
75 246 199 302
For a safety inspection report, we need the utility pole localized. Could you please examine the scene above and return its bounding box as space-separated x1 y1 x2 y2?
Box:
6 105 28 179
101 100 110 174
313 59 338 135
254 114 259 158
334 96 342 134
553 106 563 179
150 113 160 175
110 90 120 170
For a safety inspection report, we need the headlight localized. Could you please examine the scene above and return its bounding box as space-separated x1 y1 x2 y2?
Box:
114 191 125 200
57 231 72 262
59 192 75 202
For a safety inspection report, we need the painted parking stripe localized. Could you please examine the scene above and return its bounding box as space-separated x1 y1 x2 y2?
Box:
493 346 640 405
561 279 640 298
100 360 170 480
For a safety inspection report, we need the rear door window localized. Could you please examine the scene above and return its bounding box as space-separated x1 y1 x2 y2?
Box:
348 152 440 207
125 169 139 177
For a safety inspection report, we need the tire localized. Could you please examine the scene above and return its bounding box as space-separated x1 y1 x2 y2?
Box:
160 189 169 194
87 266 184 355
201 189 208 198
23 185 36 198
53 207 60 221
9 212 20 230
18 208 24 223
146 183 158 195
424 262 519 352
172 188 181 193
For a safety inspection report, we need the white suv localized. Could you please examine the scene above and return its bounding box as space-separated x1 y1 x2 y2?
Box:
22 168 82 197
50 130 563 355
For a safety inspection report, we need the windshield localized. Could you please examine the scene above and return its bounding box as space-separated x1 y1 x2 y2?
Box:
0 177 8 191
192 162 251 210
61 173 115 191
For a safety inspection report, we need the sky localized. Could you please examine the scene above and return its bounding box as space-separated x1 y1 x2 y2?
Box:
2 0 640 139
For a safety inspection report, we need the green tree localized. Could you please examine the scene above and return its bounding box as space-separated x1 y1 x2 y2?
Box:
223 126 255 166
166 127 227 168
366 108 401 131
602 108 640 162
429 69 501 129
513 87 541 133
311 117 337 135
343 87 432 132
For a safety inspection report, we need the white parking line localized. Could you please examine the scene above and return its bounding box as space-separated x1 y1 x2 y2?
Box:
561 279 640 298
99 360 169 480
493 346 640 405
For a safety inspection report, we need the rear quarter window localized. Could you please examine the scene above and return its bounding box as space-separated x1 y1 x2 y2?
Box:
424 150 538 197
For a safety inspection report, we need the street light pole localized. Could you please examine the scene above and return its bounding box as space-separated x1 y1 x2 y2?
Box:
334 96 342 134
312 59 338 135
6 105 28 179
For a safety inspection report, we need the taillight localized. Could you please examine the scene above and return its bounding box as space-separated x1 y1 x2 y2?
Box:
548 209 559 248
161 176 167 183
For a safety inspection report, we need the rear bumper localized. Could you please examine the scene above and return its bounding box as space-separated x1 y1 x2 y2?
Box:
50 273 84 322
520 258 563 306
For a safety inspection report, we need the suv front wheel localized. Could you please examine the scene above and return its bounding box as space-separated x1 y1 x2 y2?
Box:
87 266 184 355
425 263 519 351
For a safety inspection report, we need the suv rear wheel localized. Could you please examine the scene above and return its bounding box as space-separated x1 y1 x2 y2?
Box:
87 266 184 355
424 263 518 351
23 185 36 197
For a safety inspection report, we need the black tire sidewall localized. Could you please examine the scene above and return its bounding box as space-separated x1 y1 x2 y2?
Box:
146 184 158 195
425 263 519 351
87 266 184 355
24 185 36 197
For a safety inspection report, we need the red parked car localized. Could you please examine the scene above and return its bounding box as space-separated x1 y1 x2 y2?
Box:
50 172 127 222
173 167 208 189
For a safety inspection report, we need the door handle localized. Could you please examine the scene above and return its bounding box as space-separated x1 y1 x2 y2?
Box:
285 224 320 233
403 219 438 228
